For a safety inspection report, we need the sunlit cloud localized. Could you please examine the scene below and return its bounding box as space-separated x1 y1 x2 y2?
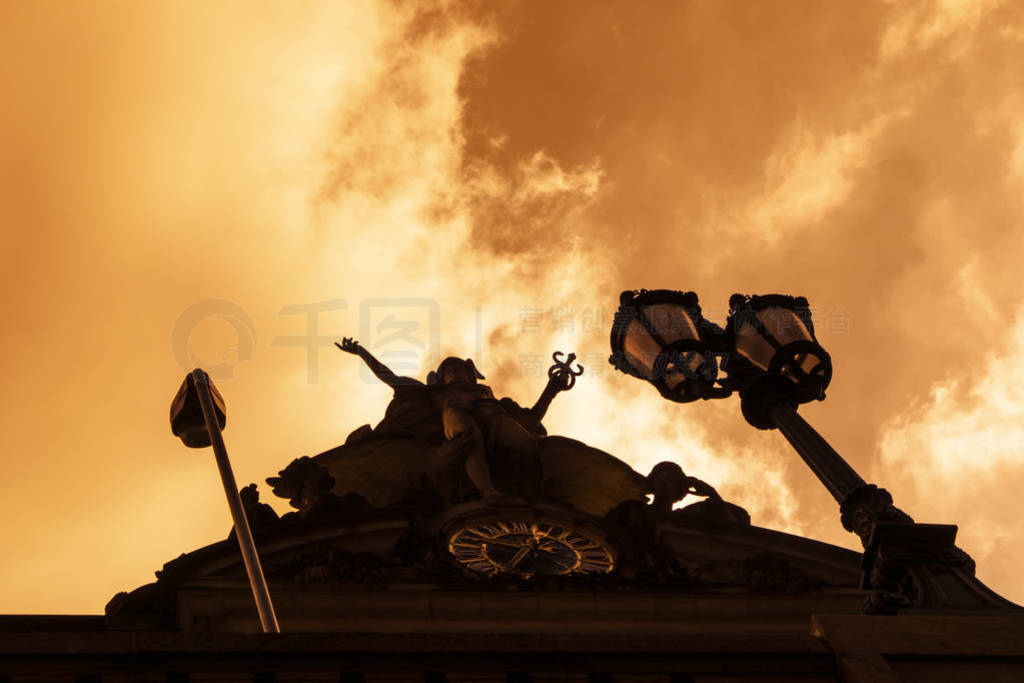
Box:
4 0 1024 615
747 115 895 244
880 307 1024 599
880 0 1000 62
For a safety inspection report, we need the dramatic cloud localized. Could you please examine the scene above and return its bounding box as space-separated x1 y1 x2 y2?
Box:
447 0 1024 599
2 0 1023 612
880 311 1024 597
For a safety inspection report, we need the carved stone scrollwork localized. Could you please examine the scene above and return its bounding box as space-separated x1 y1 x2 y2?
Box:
839 484 914 545
838 487 1019 614
602 495 809 594
262 547 390 587
741 552 814 594
859 522 1018 615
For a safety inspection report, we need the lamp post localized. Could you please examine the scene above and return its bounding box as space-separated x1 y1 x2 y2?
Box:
610 289 1021 614
170 369 281 633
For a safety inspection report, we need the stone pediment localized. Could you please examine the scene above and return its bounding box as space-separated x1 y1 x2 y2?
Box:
183 505 859 589
159 501 860 589
106 496 862 632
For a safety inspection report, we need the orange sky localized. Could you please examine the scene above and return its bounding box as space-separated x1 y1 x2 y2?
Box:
2 0 1024 614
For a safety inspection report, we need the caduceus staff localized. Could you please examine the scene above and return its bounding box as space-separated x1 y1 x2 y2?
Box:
527 351 584 426
549 351 584 390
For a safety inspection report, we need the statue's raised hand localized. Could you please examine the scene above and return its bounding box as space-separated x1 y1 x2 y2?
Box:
335 337 361 354
685 476 721 500
334 338 407 387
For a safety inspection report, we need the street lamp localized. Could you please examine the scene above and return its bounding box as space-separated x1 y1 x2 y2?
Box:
609 289 724 403
726 293 831 403
170 369 281 633
610 289 1021 614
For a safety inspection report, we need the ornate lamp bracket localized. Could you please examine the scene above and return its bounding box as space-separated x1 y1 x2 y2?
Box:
837 484 1020 614
839 484 914 544
858 521 1019 615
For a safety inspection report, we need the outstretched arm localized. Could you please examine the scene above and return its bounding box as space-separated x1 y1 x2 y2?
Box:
335 338 420 389
529 378 563 423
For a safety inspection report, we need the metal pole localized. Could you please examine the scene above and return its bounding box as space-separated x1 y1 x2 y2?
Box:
766 401 867 503
192 369 280 633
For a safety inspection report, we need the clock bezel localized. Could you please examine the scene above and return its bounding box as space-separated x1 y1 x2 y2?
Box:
437 502 617 579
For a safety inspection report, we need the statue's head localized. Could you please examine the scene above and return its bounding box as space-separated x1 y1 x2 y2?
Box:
646 461 688 511
266 456 336 511
427 357 485 386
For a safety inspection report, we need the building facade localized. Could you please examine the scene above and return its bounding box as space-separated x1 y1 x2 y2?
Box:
3 358 1022 681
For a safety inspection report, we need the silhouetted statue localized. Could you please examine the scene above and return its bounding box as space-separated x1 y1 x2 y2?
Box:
646 461 750 525
266 456 372 518
335 339 581 502
228 483 280 540
267 344 747 529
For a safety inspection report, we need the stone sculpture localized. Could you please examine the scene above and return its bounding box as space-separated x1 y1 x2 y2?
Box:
334 339 581 502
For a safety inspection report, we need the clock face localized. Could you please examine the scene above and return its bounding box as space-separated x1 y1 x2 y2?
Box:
447 519 614 578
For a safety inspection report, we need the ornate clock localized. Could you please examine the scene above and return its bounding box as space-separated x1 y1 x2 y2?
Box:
446 518 615 578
